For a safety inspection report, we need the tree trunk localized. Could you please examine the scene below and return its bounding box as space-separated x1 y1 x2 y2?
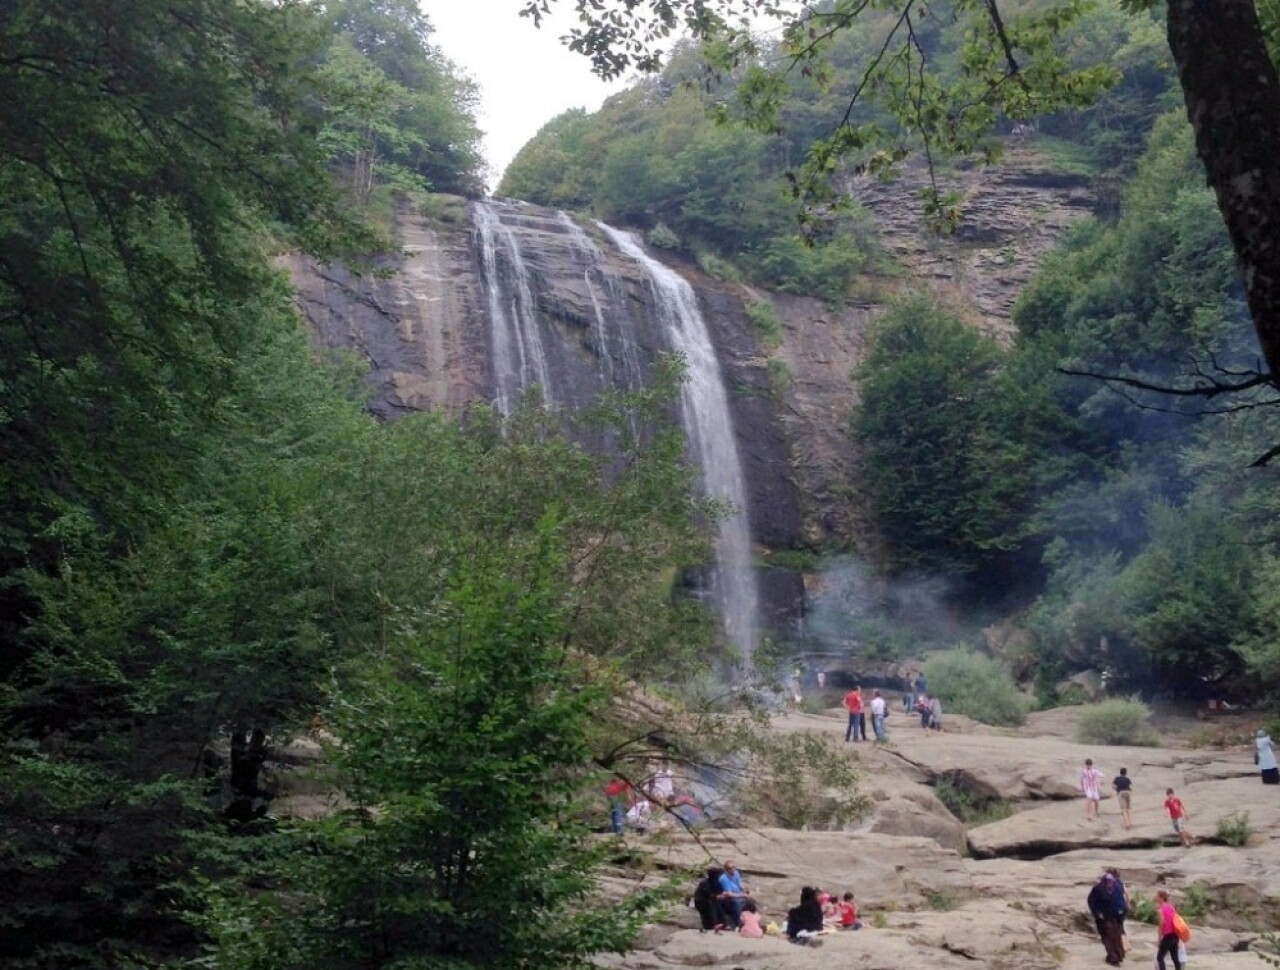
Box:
1167 0 1280 383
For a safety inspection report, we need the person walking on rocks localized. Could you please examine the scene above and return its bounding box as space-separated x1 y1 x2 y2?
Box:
1154 889 1185 970
1087 872 1126 966
1113 767 1133 829
1106 867 1132 955
843 685 866 742
1080 758 1102 820
1163 788 1195 846
1256 728 1279 784
870 689 888 742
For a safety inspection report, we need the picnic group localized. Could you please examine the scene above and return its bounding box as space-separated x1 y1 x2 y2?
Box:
690 860 860 946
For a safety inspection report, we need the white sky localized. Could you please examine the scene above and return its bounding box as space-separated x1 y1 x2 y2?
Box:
424 1 632 193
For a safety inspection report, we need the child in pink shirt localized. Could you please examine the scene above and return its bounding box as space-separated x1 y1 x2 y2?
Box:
738 900 764 938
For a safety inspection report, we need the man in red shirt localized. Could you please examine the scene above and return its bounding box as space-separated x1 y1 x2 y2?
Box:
1163 788 1195 847
843 685 866 742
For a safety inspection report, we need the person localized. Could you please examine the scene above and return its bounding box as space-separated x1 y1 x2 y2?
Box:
902 673 914 712
1163 788 1195 847
692 867 728 933
1256 728 1279 784
914 672 927 699
1155 889 1184 970
1086 872 1126 966
672 791 706 829
843 685 866 742
820 891 839 922
1107 867 1132 955
738 899 764 938
870 689 887 741
917 692 932 729
1113 767 1133 829
928 694 943 732
817 669 826 689
786 885 825 945
718 860 752 928
1080 758 1102 820
838 891 862 929
604 775 630 835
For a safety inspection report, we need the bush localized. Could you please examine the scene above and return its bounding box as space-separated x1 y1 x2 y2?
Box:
1216 810 1253 847
745 299 782 348
647 222 680 250
1074 697 1157 746
924 650 1031 726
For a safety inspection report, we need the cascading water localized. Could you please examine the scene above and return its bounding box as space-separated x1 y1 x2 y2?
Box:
600 224 762 671
555 212 645 393
474 200 554 414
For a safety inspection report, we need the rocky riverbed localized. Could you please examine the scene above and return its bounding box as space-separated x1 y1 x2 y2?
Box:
594 705 1279 969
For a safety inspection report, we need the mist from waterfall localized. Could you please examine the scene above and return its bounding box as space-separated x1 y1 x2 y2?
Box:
600 224 761 671
474 200 554 414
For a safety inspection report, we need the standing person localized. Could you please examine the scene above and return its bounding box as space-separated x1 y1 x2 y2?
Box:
1107 867 1132 955
843 685 866 742
928 694 943 732
1080 758 1102 820
718 860 752 929
1086 872 1126 966
902 672 914 712
1113 767 1133 829
1256 728 1279 784
870 689 888 742
914 671 927 700
1155 889 1185 970
1163 788 1195 846
604 775 630 835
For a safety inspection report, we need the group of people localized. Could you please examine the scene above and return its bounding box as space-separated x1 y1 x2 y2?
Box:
691 863 861 944
1087 868 1190 969
604 764 704 834
1079 759 1196 847
844 677 942 743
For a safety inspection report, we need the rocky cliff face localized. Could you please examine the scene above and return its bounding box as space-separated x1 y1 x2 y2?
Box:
289 146 1097 642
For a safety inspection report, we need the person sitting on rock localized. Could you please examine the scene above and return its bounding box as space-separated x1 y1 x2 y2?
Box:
738 899 764 938
692 867 727 933
786 885 825 945
838 891 863 930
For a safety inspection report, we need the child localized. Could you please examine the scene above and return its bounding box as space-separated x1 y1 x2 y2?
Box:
1112 768 1133 830
738 899 764 939
1080 758 1102 820
838 891 863 930
1163 788 1195 847
820 891 839 923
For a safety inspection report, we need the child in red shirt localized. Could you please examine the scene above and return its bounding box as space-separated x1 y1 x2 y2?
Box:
837 891 862 929
1163 788 1195 847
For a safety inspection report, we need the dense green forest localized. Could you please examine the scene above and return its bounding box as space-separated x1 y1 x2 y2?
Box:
4 0 1280 966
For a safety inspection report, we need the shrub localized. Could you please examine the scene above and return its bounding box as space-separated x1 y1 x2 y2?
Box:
1074 697 1157 746
646 222 680 250
924 649 1031 726
934 775 1013 826
745 299 782 348
1216 810 1253 847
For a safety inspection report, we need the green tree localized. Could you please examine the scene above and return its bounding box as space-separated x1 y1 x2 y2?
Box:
852 296 1068 587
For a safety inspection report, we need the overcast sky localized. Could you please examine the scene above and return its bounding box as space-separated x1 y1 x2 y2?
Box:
424 1 631 193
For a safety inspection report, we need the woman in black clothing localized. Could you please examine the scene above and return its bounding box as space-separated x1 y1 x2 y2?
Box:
786 885 825 942
693 867 727 932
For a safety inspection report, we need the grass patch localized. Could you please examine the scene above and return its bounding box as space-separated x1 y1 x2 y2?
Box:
1028 134 1102 176
934 775 1013 826
923 889 960 911
745 299 783 349
767 358 791 399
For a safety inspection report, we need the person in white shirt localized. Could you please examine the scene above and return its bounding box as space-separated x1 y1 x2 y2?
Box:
870 689 888 741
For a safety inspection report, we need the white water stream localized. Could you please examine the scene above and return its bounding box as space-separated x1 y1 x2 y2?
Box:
601 224 761 670
474 200 554 414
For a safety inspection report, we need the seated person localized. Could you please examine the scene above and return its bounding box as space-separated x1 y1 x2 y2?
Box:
738 899 764 938
786 886 825 942
838 892 863 929
692 867 727 932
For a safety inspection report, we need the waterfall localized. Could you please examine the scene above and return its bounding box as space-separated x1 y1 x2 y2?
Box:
600 224 761 671
474 200 554 414
555 212 645 393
